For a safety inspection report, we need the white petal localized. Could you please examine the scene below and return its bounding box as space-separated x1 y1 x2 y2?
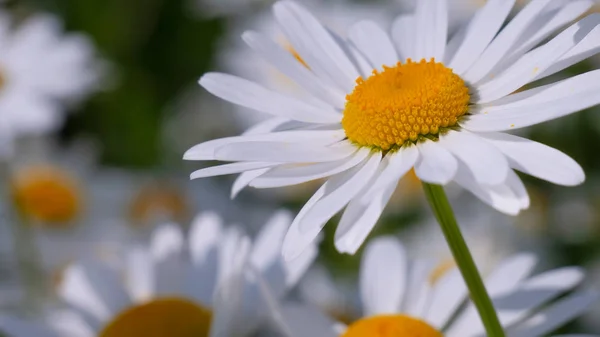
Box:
403 260 436 316
151 224 185 295
199 73 341 123
440 131 509 185
359 237 407 316
231 168 270 198
465 70 600 131
413 0 447 61
242 117 291 136
215 140 357 163
250 148 370 188
242 31 346 108
464 0 553 84
453 164 524 215
185 129 346 160
391 14 414 61
415 141 458 184
448 0 515 75
189 212 223 264
424 269 467 329
273 1 360 93
475 15 600 104
348 20 398 69
477 132 584 186
191 162 278 179
124 247 154 302
282 184 329 261
297 152 382 234
509 291 599 337
359 146 419 202
276 304 338 337
46 311 95 337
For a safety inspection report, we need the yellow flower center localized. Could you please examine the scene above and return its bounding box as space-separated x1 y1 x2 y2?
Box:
342 315 442 337
128 182 189 227
342 59 470 150
11 166 81 225
99 298 212 337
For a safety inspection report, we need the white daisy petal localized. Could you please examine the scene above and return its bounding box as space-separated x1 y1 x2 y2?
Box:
424 269 467 329
199 72 341 123
359 146 419 202
214 140 356 163
46 311 95 337
150 224 185 296
297 152 382 233
477 132 584 186
464 0 553 84
465 70 600 132
391 14 414 61
502 0 594 69
448 0 515 75
334 176 398 255
242 117 292 136
475 15 600 104
124 247 154 302
348 20 398 69
415 141 458 184
453 162 524 215
250 148 371 188
403 260 436 316
190 162 278 179
509 291 599 337
282 184 328 261
440 131 509 185
413 0 447 61
231 168 270 198
359 237 407 316
242 31 346 109
276 304 338 337
273 1 360 92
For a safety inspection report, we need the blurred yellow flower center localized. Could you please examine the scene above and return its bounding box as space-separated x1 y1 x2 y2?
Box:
99 298 212 337
12 166 80 224
342 315 442 337
129 183 189 227
342 59 470 150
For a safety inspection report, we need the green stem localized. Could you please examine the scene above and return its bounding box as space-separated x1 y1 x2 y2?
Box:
422 183 506 337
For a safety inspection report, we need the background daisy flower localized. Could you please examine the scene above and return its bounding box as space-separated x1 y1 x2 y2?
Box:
272 237 598 337
0 210 317 337
186 0 600 258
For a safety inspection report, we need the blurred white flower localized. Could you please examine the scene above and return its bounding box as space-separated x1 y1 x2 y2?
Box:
275 237 597 337
0 12 106 157
0 210 317 337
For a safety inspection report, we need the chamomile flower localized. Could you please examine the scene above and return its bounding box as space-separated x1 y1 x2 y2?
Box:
0 12 105 156
274 237 598 337
186 0 600 258
0 210 317 337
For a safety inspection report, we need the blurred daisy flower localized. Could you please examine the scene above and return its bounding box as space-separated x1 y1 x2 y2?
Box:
186 0 600 257
273 237 598 337
0 210 317 337
0 12 106 157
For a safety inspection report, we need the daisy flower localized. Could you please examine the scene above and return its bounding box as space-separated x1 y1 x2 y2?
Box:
0 12 105 157
0 210 317 337
186 0 600 258
273 237 598 337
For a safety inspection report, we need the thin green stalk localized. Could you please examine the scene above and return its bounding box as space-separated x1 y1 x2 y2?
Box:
422 182 506 337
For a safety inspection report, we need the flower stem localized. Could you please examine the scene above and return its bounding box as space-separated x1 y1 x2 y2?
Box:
422 182 505 337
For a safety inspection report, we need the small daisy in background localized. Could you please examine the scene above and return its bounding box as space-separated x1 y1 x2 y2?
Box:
186 0 600 259
0 210 317 337
273 236 598 337
0 11 106 157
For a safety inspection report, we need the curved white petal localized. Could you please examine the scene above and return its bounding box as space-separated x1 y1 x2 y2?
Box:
391 14 415 61
191 162 278 179
415 141 458 184
242 31 346 109
359 237 407 316
477 132 584 186
231 168 270 199
360 146 419 202
214 140 357 163
413 0 447 61
273 1 359 93
440 131 509 185
250 148 371 188
448 0 515 75
348 20 398 69
199 73 341 123
424 269 467 329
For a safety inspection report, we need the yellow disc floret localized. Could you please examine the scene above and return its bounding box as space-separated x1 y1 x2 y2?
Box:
99 298 212 337
11 165 81 225
342 58 470 150
342 315 443 337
